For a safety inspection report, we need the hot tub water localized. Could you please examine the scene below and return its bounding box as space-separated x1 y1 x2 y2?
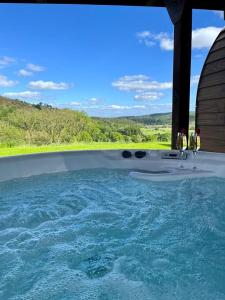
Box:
0 169 225 300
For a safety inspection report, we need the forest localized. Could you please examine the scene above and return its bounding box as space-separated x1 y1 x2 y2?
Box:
0 96 171 148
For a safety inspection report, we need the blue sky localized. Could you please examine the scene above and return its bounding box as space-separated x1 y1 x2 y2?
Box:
0 4 224 117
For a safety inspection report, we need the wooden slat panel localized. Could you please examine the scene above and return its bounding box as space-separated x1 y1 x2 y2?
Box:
202 57 225 76
201 139 225 145
198 112 225 126
200 143 225 153
201 143 225 152
200 126 225 136
200 129 225 140
201 139 225 148
198 84 225 100
207 47 225 63
197 98 225 112
199 71 225 88
194 29 225 152
215 31 225 42
198 83 225 99
211 39 225 52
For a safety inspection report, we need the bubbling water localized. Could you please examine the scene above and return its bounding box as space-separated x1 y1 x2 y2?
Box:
0 169 225 300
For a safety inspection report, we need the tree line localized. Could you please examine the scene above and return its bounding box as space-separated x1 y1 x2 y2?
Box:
0 99 171 147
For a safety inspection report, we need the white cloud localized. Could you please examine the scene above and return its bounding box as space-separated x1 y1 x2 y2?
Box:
107 105 130 110
194 53 203 59
192 27 223 49
68 101 173 117
71 104 146 111
137 31 173 50
84 103 172 117
88 97 101 105
133 105 146 109
145 103 172 112
18 63 45 77
113 73 199 102
137 31 151 39
0 56 16 68
137 26 224 51
3 91 41 100
27 63 45 72
134 92 164 101
158 36 173 50
70 101 81 106
191 75 200 86
100 104 146 111
112 75 172 92
18 69 33 77
136 31 156 47
0 75 18 87
29 80 70 90
112 75 171 104
213 11 224 19
154 32 173 50
106 103 171 112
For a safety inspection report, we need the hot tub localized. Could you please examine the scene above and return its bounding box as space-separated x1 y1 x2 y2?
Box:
0 150 225 300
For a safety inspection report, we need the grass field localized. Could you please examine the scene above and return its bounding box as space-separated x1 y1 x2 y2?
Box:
0 142 170 157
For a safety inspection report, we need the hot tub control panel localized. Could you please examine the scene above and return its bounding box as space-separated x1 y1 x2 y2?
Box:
161 152 188 160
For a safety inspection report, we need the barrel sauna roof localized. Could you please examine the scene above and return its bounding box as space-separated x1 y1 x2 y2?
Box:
196 27 225 152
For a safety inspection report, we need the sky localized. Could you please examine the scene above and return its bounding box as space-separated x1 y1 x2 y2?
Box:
0 4 224 117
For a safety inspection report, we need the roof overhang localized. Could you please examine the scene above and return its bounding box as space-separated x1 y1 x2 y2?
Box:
0 0 224 11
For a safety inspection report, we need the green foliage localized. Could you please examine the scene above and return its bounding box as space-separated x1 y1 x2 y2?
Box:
106 112 195 127
32 102 53 110
0 121 23 147
0 96 152 147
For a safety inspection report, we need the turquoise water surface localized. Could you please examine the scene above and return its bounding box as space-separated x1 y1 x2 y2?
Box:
0 169 225 300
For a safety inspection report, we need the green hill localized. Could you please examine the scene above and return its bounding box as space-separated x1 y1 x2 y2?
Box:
0 96 150 147
0 97 197 148
109 112 195 126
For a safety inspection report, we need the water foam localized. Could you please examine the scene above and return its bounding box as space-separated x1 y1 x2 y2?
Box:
0 169 225 299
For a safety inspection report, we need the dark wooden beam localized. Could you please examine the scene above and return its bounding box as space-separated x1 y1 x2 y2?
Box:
191 0 224 11
168 0 192 149
0 0 165 6
0 0 224 10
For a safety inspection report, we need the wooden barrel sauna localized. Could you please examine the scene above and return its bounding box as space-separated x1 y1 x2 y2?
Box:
196 27 225 152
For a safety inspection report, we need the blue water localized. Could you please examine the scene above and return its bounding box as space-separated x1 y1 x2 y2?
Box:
0 169 225 300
